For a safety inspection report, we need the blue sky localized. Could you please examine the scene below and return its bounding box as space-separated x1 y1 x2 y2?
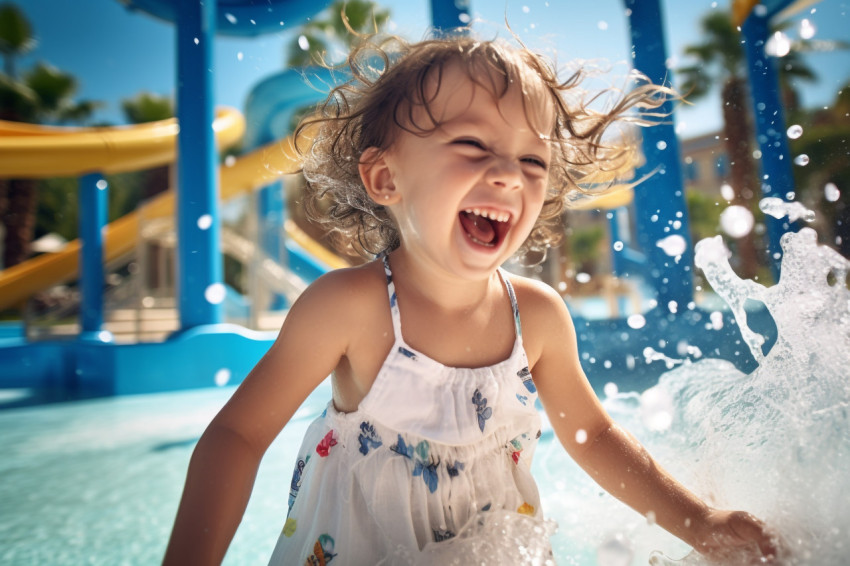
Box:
11 0 850 138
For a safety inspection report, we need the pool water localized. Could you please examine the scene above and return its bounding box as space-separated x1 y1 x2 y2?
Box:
2 228 848 565
0 380 694 565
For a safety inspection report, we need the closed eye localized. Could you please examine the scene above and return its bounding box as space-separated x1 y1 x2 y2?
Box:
453 138 487 150
521 156 548 170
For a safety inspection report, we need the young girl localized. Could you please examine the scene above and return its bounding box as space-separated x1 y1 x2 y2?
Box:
164 35 779 565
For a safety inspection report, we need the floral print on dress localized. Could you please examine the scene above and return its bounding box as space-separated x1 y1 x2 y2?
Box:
289 456 310 512
517 502 535 516
509 437 523 464
398 346 418 361
517 366 536 393
315 430 337 457
305 534 336 565
358 421 383 455
391 435 440 493
472 388 493 432
446 460 464 477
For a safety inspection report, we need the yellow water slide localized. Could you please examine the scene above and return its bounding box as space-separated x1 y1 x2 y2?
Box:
0 108 346 311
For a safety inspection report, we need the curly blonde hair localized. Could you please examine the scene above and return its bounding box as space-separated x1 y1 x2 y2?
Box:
295 34 673 260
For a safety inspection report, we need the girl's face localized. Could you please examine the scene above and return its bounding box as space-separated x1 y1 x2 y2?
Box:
379 63 554 280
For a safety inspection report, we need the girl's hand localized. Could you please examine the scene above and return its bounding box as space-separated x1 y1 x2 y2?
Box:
692 509 782 564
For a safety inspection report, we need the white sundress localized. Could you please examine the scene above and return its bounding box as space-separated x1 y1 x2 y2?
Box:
268 257 554 565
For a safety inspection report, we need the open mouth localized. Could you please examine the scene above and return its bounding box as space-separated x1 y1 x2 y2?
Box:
458 208 511 248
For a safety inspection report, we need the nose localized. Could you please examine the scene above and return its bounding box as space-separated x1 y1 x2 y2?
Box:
484 157 523 191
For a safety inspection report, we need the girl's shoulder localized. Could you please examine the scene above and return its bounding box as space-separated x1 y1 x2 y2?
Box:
297 259 390 321
501 271 576 365
502 271 566 315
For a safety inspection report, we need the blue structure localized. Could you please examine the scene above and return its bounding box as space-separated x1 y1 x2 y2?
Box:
0 0 802 401
740 1 802 278
78 173 111 341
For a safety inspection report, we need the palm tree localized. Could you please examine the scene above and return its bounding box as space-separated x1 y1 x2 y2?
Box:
285 0 390 67
0 2 35 78
0 4 99 269
677 11 764 278
678 12 828 279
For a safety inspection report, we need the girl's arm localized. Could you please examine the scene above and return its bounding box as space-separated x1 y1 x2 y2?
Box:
162 270 357 565
522 281 779 562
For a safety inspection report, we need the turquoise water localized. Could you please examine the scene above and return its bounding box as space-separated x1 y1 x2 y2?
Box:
3 228 848 565
0 379 692 565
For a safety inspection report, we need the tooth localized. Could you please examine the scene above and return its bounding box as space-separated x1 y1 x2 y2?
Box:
473 208 481 216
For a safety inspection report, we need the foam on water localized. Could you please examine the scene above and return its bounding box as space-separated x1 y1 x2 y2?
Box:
642 227 850 564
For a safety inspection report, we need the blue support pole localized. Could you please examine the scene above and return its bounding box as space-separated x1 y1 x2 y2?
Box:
741 11 798 280
175 0 223 328
78 172 111 340
258 181 288 309
623 0 693 310
430 0 471 34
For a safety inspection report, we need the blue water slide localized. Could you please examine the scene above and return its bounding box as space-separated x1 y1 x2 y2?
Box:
243 66 341 286
118 0 331 37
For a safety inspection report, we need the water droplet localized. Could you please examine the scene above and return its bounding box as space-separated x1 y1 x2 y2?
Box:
197 214 213 230
193 37 199 45
575 429 587 444
224 12 237 24
720 183 735 201
604 382 619 398
656 140 667 150
754 4 767 16
557 281 567 292
96 179 108 190
214 368 231 386
298 35 310 51
787 124 804 139
720 205 755 238
522 5 530 13
613 241 624 252
597 20 608 30
458 13 471 23
205 283 226 304
759 197 816 222
794 154 810 166
668 300 678 314
799 18 816 39
825 182 840 202
710 311 724 330
576 272 591 284
237 51 244 61
627 314 646 329
224 155 236 167
656 234 687 257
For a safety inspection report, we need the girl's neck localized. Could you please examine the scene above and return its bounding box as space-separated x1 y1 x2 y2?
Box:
386 248 502 314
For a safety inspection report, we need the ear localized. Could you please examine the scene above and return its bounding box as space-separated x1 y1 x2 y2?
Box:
359 146 400 205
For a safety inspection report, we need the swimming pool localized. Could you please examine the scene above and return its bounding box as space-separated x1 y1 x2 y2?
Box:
0 379 696 565
3 229 848 565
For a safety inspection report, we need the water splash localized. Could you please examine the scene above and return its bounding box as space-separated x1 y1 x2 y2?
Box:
759 197 816 223
654 227 850 564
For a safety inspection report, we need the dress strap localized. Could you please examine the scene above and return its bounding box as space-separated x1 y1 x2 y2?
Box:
382 255 404 340
498 268 523 339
